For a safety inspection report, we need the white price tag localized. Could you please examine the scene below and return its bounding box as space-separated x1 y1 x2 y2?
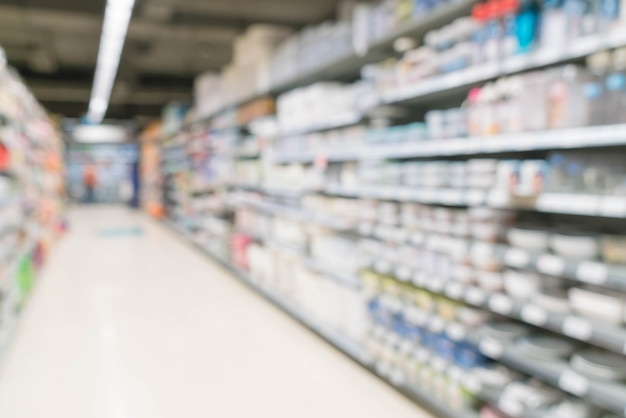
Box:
505 248 530 268
537 254 566 276
395 266 412 282
521 305 548 326
466 287 487 305
559 370 589 396
562 317 593 341
446 322 466 341
480 337 504 359
576 261 608 285
445 282 464 299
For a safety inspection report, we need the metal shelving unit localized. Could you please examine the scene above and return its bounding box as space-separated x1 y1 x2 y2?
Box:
162 2 626 416
382 31 626 105
274 124 626 164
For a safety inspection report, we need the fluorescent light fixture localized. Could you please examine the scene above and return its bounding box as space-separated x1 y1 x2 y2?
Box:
87 0 135 124
74 124 129 143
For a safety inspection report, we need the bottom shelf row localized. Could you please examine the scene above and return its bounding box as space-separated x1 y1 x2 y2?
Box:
167 218 625 418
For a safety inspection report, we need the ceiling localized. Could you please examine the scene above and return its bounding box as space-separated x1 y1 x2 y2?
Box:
0 0 343 122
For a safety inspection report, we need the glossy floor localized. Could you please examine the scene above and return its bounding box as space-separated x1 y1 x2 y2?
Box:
0 206 432 418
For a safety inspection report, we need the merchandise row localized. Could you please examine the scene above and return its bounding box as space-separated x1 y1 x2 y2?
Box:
232 193 626 288
0 51 65 364
276 55 626 156
167 216 626 417
192 0 474 118
274 124 626 164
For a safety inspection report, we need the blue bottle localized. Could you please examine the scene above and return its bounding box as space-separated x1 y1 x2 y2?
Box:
516 0 540 53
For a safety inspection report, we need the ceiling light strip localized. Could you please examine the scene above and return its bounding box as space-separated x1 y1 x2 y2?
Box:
87 0 135 123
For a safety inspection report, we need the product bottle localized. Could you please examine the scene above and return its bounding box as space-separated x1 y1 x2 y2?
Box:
584 51 612 126
494 77 510 133
516 0 540 53
504 75 525 132
605 47 626 125
481 82 498 135
466 87 483 136
484 0 504 63
564 0 591 38
548 65 591 129
541 0 568 51
520 71 550 131
471 3 489 65
502 0 521 57
598 0 621 31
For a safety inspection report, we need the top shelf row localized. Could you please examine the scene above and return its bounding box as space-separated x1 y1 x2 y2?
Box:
187 0 626 131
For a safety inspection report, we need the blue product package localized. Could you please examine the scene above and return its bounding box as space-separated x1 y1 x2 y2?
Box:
435 333 456 362
422 329 436 349
409 323 424 343
392 312 406 335
502 4 518 56
599 0 620 24
516 0 540 53
454 342 489 368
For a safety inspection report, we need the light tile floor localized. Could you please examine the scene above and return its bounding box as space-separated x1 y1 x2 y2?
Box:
0 206 432 418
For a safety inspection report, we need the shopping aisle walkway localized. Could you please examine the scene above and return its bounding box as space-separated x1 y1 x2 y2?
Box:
0 206 431 418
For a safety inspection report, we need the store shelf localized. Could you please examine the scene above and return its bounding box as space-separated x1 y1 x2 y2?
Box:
270 1 478 96
274 124 626 164
164 217 478 418
280 112 362 137
234 195 626 293
233 198 355 231
302 257 361 289
478 387 549 418
233 183 309 198
182 0 478 126
383 31 626 105
323 183 626 219
467 332 626 417
399 270 626 355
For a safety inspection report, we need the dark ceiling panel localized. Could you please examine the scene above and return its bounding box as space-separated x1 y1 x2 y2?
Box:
171 11 304 30
0 0 105 14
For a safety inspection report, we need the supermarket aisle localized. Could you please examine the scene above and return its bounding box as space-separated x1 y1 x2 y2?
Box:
0 206 430 418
